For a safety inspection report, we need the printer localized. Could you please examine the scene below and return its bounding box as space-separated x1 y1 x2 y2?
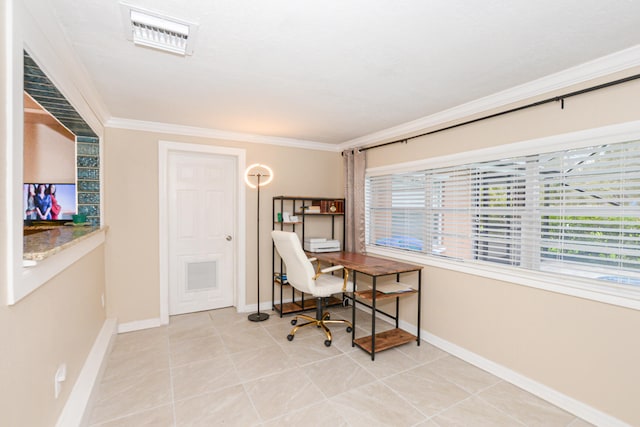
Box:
303 237 341 253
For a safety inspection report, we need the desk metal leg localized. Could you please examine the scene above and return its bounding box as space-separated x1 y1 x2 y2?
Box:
395 273 400 328
351 271 356 347
417 269 421 346
371 276 376 361
395 297 400 328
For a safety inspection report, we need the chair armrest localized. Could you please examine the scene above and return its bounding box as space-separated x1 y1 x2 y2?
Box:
313 264 350 292
320 264 344 274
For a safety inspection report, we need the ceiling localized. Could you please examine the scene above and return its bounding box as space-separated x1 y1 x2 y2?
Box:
48 0 640 146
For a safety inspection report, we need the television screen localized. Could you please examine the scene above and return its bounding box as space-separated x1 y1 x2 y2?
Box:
24 183 77 221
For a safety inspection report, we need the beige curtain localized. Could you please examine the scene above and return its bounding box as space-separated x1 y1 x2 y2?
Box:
343 149 366 253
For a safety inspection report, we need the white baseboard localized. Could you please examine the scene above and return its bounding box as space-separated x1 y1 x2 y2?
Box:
398 317 628 427
56 318 117 427
117 317 163 333
240 302 275 314
355 297 629 425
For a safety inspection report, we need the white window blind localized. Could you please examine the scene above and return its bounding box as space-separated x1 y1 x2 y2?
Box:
365 139 640 287
538 143 640 278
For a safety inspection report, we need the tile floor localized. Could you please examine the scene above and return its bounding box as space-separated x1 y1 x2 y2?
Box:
88 306 593 426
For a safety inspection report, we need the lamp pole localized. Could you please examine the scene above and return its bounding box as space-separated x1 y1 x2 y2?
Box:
246 165 272 322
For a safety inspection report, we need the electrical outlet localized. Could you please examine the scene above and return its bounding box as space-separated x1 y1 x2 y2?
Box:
101 293 105 308
54 363 67 399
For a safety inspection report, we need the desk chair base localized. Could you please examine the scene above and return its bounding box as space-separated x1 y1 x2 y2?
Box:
286 298 353 347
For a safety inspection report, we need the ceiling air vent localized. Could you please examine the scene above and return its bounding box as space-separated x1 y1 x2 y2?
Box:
120 2 198 56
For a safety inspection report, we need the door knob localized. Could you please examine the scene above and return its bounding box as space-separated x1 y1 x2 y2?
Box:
226 235 233 241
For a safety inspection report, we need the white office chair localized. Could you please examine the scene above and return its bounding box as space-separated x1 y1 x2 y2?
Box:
271 230 353 346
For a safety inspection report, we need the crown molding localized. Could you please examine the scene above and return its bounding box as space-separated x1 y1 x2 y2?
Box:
106 117 340 152
339 44 640 151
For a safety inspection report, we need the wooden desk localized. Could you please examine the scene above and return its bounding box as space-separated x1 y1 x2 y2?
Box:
311 251 423 360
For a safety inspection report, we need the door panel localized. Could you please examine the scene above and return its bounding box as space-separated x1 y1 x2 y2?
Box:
169 151 235 315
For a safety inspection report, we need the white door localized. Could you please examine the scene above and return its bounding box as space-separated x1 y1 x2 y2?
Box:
168 151 236 315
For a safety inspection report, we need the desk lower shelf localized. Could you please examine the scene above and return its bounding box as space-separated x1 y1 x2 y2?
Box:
353 328 417 354
354 288 417 302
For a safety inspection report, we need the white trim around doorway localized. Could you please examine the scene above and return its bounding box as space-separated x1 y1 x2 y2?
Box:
158 141 246 325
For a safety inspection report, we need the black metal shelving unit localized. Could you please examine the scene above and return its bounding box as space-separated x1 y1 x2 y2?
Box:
271 196 346 317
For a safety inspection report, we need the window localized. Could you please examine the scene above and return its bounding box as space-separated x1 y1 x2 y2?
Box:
366 173 428 251
366 138 640 290
537 144 640 280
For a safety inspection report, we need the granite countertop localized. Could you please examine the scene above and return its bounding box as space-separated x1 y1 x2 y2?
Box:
23 224 103 261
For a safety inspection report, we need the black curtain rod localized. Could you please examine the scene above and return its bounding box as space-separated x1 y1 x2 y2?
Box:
358 72 640 153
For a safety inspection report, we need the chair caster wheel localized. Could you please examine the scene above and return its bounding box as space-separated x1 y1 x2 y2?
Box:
291 319 297 326
324 340 332 347
343 299 349 307
346 326 353 333
287 334 294 341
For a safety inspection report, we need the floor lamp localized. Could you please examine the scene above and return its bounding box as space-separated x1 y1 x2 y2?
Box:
245 163 273 322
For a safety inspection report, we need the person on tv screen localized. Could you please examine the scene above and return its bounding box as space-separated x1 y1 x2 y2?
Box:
25 183 37 219
49 184 61 220
35 183 52 220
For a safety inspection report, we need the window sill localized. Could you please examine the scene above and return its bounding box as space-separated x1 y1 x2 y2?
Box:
366 245 640 311
9 227 107 304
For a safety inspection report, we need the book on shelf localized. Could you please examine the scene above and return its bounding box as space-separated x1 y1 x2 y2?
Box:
317 200 345 213
304 206 321 213
273 272 288 283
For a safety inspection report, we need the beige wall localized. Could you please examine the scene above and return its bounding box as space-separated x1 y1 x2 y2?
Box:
366 70 640 425
103 127 343 323
0 3 107 426
23 121 76 183
0 247 106 427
